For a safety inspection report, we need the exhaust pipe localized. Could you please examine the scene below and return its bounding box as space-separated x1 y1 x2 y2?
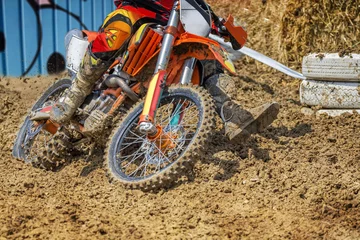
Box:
103 75 139 102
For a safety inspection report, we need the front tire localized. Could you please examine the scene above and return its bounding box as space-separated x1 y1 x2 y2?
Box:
106 85 216 190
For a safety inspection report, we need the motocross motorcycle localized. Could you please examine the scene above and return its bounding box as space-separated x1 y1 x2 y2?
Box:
12 0 247 190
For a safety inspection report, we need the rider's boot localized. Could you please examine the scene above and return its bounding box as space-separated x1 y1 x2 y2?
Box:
50 49 111 123
204 73 280 144
221 101 280 144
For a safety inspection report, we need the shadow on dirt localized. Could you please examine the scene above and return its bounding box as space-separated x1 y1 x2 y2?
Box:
79 149 104 177
263 123 313 141
197 131 270 182
198 123 312 182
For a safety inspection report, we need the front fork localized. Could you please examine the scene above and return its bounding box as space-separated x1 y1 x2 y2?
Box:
138 1 181 135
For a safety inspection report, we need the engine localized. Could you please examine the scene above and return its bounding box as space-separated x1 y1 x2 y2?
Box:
75 90 115 135
76 72 139 136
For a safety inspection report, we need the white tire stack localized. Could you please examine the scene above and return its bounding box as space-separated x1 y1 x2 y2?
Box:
300 53 360 117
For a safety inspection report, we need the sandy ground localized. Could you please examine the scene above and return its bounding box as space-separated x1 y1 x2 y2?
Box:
0 63 359 239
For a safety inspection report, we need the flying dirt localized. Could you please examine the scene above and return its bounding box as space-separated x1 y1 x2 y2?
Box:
0 63 359 239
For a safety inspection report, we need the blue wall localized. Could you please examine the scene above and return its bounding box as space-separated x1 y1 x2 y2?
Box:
0 0 116 77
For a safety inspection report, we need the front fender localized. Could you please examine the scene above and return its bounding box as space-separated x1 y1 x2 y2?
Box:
173 33 236 75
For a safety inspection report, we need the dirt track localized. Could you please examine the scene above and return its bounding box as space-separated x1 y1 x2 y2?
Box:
0 63 359 239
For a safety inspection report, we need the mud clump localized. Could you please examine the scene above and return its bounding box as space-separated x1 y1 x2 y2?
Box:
0 67 359 239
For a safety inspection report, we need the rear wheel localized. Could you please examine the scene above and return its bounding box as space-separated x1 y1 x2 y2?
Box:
12 79 72 169
106 85 216 190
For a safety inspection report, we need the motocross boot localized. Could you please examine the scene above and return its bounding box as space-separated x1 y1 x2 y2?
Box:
50 49 112 123
204 73 280 144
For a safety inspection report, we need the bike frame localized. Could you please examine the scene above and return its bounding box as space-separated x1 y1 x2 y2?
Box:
31 1 247 139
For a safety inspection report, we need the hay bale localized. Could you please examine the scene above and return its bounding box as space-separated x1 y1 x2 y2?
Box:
207 0 360 70
208 0 284 71
281 0 360 68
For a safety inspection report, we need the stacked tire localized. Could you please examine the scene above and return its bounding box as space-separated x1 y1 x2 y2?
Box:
300 53 360 116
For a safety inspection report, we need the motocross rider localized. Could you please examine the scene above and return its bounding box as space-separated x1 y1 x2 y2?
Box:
50 0 279 144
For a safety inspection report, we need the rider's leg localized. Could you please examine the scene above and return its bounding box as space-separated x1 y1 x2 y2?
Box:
50 9 140 123
204 71 279 144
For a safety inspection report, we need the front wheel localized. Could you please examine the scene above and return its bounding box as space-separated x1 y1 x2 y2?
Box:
106 85 216 190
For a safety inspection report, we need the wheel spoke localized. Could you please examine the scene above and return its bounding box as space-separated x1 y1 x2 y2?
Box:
119 147 144 163
152 142 172 164
128 155 150 177
121 150 146 169
118 139 144 152
128 129 146 140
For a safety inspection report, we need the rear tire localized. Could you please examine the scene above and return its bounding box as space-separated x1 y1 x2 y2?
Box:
12 79 72 165
106 85 216 190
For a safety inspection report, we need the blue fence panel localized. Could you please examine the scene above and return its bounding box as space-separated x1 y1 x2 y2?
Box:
41 7 56 75
3 0 23 76
22 0 41 76
0 0 6 75
0 0 116 77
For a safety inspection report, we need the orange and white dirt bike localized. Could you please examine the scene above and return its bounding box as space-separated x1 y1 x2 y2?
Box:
13 0 247 190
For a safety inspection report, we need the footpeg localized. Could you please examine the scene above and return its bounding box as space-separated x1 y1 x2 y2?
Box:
30 111 50 121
